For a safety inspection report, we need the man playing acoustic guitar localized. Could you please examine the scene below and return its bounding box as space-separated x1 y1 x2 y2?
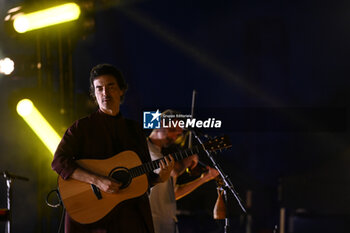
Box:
52 64 174 233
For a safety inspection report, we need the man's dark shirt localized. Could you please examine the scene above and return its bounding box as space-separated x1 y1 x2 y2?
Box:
52 110 156 233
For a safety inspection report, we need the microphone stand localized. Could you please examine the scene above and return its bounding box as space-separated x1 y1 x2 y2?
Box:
2 171 29 233
192 132 246 233
188 89 197 148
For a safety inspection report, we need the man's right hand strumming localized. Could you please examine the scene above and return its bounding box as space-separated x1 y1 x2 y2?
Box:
70 167 121 193
94 175 122 194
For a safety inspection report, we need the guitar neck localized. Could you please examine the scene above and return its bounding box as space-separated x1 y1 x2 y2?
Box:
129 144 203 178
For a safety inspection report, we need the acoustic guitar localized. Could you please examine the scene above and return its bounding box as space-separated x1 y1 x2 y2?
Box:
58 135 231 224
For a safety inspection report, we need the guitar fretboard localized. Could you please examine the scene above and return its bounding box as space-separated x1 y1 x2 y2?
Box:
129 145 203 178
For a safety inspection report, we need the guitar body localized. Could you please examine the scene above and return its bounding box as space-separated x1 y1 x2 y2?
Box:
58 150 148 224
57 135 232 224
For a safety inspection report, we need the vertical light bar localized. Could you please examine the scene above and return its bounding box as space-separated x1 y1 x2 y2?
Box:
13 3 81 33
16 99 61 155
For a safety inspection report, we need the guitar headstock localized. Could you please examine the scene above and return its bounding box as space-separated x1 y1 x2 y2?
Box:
203 135 232 152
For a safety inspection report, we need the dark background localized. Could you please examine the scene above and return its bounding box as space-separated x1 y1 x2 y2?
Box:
1 0 350 232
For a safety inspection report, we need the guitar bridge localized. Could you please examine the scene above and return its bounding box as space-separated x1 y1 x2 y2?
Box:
91 184 102 200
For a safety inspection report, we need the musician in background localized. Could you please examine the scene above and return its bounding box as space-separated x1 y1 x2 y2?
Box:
147 110 219 233
51 64 174 233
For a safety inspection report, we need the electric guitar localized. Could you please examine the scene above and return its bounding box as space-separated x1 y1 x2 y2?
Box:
58 135 231 224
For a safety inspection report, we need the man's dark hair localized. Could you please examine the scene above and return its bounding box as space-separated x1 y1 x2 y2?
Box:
89 64 128 102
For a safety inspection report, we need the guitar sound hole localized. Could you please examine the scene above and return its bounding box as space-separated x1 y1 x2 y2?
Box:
110 168 131 189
